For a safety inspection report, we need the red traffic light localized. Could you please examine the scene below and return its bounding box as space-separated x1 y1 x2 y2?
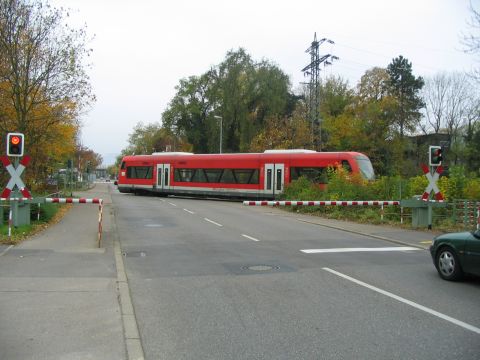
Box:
10 136 20 145
6 132 24 157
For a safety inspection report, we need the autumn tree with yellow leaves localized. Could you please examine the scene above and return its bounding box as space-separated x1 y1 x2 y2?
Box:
0 0 95 190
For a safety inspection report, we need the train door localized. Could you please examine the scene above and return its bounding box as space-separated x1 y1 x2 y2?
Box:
264 163 285 197
156 163 171 191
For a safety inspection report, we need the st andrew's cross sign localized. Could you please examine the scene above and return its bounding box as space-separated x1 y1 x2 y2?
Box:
421 163 444 202
0 155 31 199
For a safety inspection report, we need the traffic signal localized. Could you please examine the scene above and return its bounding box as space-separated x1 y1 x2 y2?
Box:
429 145 443 166
6 133 24 157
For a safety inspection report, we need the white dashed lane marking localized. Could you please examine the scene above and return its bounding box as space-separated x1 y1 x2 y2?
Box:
242 234 260 242
204 218 223 227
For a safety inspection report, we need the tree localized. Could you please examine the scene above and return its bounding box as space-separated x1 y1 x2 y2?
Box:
357 67 390 102
249 103 310 152
421 72 450 134
386 56 425 138
462 2 480 81
123 122 189 155
75 144 102 174
0 0 94 189
162 73 214 153
464 118 480 175
161 48 293 153
344 67 400 175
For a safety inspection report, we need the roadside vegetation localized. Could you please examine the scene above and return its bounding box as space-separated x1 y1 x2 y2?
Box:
281 166 480 232
0 0 100 193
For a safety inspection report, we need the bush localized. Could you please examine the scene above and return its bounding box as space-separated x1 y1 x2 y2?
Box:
281 176 324 200
464 178 480 200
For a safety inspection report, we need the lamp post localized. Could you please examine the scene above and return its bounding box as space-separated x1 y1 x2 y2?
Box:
214 115 223 153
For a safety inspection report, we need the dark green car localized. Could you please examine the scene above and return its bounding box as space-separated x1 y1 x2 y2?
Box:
430 229 480 281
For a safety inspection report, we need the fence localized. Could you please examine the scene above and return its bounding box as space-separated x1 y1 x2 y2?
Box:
451 200 480 229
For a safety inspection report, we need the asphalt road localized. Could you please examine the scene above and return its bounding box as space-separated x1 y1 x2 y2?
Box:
112 190 480 360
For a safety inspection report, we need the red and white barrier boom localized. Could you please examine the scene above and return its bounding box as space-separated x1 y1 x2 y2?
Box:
243 200 400 206
45 198 104 246
1 197 104 246
45 198 103 204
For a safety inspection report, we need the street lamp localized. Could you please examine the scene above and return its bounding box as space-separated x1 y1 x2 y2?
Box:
214 115 223 153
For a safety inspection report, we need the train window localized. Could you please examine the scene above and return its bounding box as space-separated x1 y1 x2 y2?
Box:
205 169 222 183
173 168 260 184
164 168 169 186
157 168 162 186
175 169 195 182
191 169 208 182
121 161 126 170
342 160 352 172
233 169 259 184
291 167 328 184
276 169 282 191
127 166 153 179
219 169 235 183
266 169 272 190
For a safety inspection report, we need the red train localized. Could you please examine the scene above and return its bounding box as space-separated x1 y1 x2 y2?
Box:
116 150 375 199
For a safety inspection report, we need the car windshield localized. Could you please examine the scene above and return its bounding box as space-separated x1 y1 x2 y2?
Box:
473 229 480 239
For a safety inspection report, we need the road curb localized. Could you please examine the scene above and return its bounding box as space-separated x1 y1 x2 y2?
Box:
295 218 429 250
112 205 145 360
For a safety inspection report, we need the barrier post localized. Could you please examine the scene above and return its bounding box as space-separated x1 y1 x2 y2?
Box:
98 202 103 248
477 203 479 231
8 207 12 241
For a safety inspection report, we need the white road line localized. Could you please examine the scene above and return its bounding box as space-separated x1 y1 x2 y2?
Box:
0 245 13 256
168 202 177 207
204 218 223 227
242 234 260 242
323 267 480 335
183 209 195 214
301 246 420 254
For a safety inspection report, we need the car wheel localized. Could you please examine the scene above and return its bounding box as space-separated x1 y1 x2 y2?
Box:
436 247 463 281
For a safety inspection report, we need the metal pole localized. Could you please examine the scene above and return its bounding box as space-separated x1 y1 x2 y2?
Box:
8 207 12 240
214 115 222 154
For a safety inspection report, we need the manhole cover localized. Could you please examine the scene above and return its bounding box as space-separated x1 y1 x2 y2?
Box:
242 265 280 271
123 251 147 258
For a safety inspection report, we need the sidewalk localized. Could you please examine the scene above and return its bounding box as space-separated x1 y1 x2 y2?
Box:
0 183 126 360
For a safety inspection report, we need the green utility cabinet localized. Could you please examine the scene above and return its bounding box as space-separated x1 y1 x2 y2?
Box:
412 206 429 227
12 202 30 227
400 197 446 228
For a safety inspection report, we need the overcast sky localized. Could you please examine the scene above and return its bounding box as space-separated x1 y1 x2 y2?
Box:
49 0 478 165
